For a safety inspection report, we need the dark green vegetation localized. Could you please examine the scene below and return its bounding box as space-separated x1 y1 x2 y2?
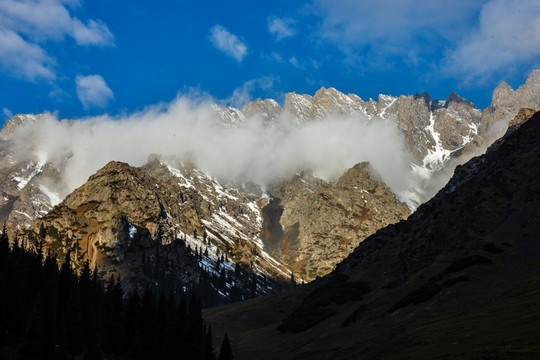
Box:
205 112 540 359
0 228 232 360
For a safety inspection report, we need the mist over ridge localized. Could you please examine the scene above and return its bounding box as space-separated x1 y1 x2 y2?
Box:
7 93 414 204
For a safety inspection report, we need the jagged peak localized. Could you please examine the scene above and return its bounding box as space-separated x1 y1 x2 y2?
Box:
525 69 540 86
445 91 476 109
1 113 42 137
413 91 431 107
494 81 514 93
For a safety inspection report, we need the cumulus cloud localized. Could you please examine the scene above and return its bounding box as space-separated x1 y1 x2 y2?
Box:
209 25 248 62
75 75 114 109
443 0 540 82
9 95 414 205
0 0 113 80
268 17 296 41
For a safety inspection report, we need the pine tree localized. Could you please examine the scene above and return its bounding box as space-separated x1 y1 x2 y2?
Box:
218 333 234 360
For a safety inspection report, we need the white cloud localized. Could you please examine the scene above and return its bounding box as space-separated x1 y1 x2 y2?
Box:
443 0 540 82
3 108 13 119
0 29 55 80
289 56 300 68
9 95 413 205
314 0 481 49
268 17 296 41
209 25 247 62
0 0 113 81
71 19 114 46
75 75 114 109
224 77 277 108
0 0 114 45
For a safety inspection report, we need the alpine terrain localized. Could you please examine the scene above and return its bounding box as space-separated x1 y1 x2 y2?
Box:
1 71 539 300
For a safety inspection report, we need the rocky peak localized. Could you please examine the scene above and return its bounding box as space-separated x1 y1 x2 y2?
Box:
263 162 410 281
490 82 517 108
242 98 281 124
445 91 476 109
211 104 246 127
414 91 431 108
523 69 540 89
0 114 42 138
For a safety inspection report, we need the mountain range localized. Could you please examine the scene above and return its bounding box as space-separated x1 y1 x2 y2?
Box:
1 71 539 302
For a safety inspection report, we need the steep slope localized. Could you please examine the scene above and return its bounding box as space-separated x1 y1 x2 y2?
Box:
205 110 540 359
26 158 291 301
264 163 409 281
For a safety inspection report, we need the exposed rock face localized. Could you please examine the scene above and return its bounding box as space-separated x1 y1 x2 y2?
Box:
28 158 291 297
265 163 410 281
242 98 281 125
481 70 540 143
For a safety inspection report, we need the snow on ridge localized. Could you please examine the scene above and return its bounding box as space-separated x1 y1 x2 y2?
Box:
12 160 46 190
421 109 453 172
378 96 397 118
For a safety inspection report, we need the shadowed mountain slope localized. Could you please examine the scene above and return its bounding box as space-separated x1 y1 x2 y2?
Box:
205 110 540 359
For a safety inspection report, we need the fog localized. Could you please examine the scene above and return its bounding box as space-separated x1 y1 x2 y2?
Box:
8 94 418 206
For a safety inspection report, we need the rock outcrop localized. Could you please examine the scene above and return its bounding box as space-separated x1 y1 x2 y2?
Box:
265 163 410 281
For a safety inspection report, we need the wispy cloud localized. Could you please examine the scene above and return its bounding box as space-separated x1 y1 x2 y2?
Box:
3 108 13 119
75 75 114 109
224 76 277 108
209 25 247 62
268 17 296 41
314 0 482 66
311 0 540 84
0 0 114 81
0 29 55 81
442 0 540 83
289 56 300 68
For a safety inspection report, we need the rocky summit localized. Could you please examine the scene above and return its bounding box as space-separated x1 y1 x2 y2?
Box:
263 163 410 281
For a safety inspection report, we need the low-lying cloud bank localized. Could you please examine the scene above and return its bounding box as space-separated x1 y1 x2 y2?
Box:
9 94 416 205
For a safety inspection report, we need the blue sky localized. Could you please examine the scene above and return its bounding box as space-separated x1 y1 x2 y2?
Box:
1 0 540 127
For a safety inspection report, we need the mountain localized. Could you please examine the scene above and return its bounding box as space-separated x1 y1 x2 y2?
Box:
25 157 293 301
262 163 409 281
1 72 539 294
205 110 540 359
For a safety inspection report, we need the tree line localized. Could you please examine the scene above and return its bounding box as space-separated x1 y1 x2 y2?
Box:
0 226 234 360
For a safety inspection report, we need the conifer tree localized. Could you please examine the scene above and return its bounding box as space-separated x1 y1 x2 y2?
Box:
218 333 234 360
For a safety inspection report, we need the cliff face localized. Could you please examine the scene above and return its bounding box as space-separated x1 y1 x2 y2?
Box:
28 158 290 298
264 163 409 281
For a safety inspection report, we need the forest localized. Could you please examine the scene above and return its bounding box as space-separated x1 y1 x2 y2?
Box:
0 226 233 360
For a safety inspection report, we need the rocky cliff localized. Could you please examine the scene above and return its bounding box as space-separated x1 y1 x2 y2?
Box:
27 157 291 299
264 163 409 281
